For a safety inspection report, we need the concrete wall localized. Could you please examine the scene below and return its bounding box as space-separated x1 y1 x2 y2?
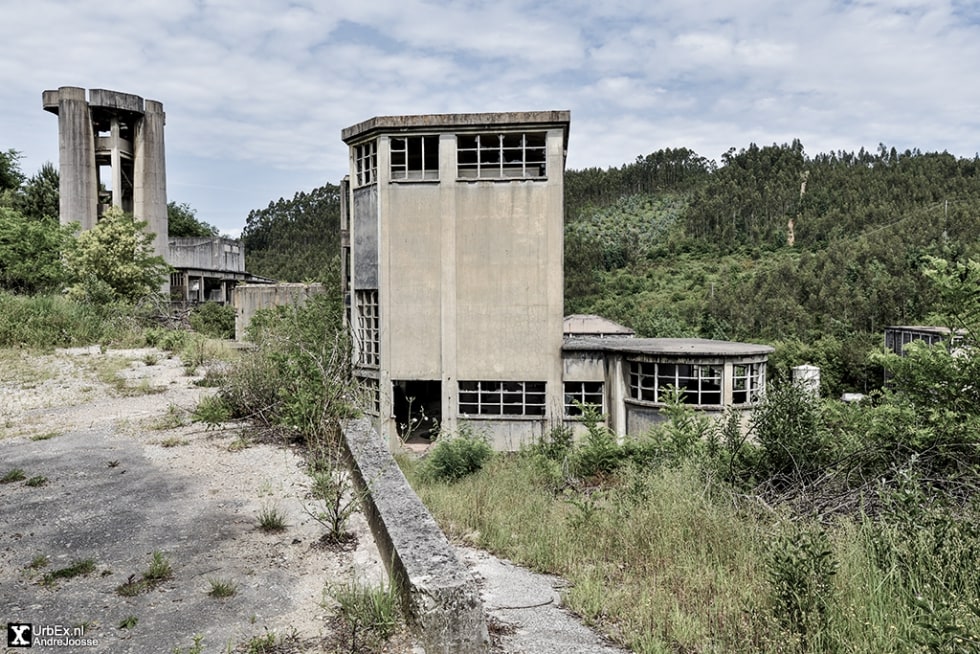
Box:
169 237 245 273
134 99 168 261
44 87 98 230
342 418 488 653
232 283 323 341
348 119 567 447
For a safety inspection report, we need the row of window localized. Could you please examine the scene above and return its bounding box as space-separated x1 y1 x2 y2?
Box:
354 360 764 414
628 361 765 406
354 132 547 186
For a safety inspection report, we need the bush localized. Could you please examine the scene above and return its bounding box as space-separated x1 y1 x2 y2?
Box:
219 291 358 444
419 426 494 482
188 302 235 339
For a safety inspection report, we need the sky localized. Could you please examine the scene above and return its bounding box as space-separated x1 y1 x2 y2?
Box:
2 0 979 237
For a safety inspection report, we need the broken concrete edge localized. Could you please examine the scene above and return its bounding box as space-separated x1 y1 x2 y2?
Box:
341 417 490 654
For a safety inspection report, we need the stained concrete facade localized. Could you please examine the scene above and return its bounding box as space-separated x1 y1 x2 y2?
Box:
43 87 168 263
342 112 569 449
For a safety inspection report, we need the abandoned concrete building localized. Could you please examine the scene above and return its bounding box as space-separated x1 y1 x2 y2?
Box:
884 325 964 356
43 86 264 304
43 87 168 262
340 111 774 450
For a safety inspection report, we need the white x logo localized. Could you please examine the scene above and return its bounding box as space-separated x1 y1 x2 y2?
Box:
9 624 31 646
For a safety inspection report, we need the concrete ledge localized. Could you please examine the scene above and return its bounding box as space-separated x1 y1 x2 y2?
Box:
341 418 489 653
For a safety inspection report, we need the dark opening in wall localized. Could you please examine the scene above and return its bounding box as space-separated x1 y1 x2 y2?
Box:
393 380 441 441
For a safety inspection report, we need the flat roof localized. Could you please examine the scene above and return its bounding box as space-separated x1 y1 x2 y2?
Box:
341 110 570 144
563 337 774 357
563 314 635 336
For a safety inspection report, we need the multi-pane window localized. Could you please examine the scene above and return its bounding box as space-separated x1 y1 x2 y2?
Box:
732 363 766 405
459 381 546 416
564 381 604 416
358 376 380 415
629 361 722 406
457 132 546 179
354 141 377 186
391 135 439 181
354 290 379 367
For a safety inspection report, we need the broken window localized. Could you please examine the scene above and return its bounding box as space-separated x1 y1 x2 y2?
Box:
358 375 380 415
354 290 379 367
628 361 723 406
354 140 377 186
563 381 604 416
458 381 546 416
390 135 439 181
457 132 546 179
732 363 766 405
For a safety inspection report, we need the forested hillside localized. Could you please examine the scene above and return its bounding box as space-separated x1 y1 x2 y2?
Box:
565 142 980 395
240 183 341 283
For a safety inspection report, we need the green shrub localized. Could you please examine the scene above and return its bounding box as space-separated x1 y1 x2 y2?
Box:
188 302 235 339
192 394 232 428
767 523 838 651
570 405 620 479
328 579 401 650
419 427 494 482
218 291 358 446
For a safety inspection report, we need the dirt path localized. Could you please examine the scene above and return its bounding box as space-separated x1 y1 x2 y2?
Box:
0 346 397 653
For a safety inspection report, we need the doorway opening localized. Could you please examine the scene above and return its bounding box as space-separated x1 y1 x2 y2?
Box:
393 380 441 443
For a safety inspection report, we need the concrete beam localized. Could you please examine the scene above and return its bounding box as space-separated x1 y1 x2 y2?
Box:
341 418 489 653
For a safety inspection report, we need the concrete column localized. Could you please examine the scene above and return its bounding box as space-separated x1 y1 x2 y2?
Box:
110 117 123 209
439 134 458 437
54 87 98 230
134 99 168 263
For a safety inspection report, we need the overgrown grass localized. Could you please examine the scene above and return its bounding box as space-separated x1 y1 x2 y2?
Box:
41 558 97 586
207 577 237 598
0 291 149 348
402 451 980 653
326 579 402 651
257 503 287 533
116 551 173 596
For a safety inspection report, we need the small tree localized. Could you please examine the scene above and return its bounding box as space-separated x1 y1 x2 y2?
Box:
0 207 74 293
64 207 170 302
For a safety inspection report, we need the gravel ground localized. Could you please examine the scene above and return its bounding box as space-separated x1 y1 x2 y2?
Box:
0 346 401 653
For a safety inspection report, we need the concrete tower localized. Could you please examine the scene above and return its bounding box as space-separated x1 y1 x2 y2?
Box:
42 87 169 262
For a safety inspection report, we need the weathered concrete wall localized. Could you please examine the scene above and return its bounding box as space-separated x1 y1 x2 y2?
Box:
169 237 245 273
44 87 98 230
342 418 489 653
135 99 168 261
232 283 323 341
459 418 547 451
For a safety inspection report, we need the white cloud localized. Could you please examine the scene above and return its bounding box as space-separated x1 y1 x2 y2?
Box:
3 0 980 233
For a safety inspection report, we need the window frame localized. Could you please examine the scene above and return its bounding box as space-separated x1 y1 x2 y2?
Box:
628 360 724 407
456 132 547 180
731 362 766 405
354 140 377 187
563 381 604 417
390 135 439 181
354 289 379 368
458 380 546 417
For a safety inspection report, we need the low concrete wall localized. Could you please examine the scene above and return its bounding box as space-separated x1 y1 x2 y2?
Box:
232 283 323 341
341 418 489 653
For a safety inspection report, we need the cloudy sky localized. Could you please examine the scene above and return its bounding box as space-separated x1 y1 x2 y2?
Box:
2 0 979 235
